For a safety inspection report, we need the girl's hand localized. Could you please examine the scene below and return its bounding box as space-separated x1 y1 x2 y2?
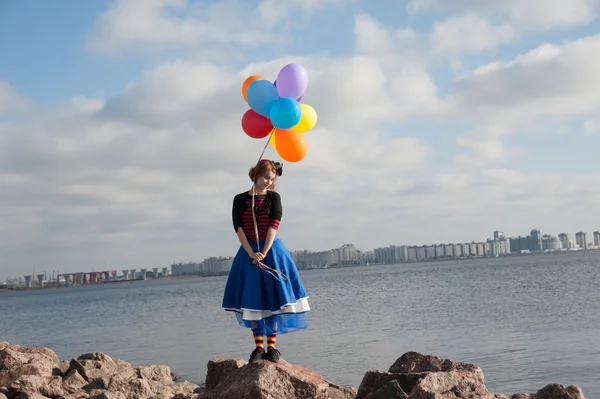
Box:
252 252 266 264
248 251 263 264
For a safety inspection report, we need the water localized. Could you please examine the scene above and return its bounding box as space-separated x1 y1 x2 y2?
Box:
1 251 600 397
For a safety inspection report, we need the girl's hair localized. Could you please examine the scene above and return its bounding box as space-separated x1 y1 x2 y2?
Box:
249 159 278 191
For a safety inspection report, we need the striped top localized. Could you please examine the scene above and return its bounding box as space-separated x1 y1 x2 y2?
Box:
232 191 282 241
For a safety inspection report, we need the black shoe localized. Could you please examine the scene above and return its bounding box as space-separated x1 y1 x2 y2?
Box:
249 348 264 364
264 348 281 363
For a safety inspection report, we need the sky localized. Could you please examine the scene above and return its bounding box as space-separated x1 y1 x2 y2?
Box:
2 0 600 279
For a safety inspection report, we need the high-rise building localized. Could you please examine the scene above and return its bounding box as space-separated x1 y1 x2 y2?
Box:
575 232 588 250
558 233 570 249
594 231 600 247
530 229 542 251
493 230 505 240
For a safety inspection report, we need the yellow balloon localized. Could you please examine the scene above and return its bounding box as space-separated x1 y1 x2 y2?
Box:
291 104 318 133
269 131 277 150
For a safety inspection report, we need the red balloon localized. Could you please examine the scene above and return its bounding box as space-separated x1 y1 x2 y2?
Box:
242 109 273 139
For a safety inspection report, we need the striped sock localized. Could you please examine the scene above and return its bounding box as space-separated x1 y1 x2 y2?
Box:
267 334 276 351
252 328 265 350
254 333 264 350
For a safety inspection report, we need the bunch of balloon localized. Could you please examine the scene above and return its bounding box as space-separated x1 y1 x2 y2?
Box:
240 63 318 162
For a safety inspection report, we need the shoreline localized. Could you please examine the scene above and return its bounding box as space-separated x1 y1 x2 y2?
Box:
2 249 596 294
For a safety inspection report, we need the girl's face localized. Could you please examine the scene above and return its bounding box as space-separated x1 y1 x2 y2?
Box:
256 170 276 191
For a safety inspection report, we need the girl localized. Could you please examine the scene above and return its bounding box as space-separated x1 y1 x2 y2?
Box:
222 159 310 364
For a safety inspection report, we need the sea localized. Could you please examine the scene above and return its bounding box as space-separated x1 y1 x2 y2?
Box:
1 251 599 397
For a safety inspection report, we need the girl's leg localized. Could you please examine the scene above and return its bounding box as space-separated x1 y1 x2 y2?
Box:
253 326 265 351
267 334 276 351
264 322 280 363
249 322 266 363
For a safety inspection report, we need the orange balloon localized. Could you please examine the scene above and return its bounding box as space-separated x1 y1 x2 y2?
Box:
242 75 265 102
274 129 308 162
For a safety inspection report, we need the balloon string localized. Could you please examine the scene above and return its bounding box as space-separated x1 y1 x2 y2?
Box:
251 129 289 281
256 129 274 165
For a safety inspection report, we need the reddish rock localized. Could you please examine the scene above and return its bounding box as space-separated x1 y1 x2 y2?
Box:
204 359 246 390
357 352 586 399
200 358 356 399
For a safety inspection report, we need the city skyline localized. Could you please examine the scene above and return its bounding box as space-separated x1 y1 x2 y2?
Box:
5 227 599 283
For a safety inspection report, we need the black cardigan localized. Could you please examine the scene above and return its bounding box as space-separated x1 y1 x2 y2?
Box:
232 191 283 232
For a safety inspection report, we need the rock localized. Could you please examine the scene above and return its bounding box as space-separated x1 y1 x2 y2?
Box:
0 342 588 399
200 358 356 399
204 359 246 390
535 383 585 398
9 375 64 398
0 344 59 384
68 359 89 383
364 380 408 399
1 343 200 399
62 369 88 394
52 361 70 377
135 365 175 384
357 352 586 399
356 370 428 398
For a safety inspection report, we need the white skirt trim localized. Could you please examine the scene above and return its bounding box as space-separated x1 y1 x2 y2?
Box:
225 296 311 321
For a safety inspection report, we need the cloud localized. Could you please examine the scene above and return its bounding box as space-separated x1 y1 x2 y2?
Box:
87 0 350 55
0 81 32 116
408 0 597 31
430 13 515 55
446 33 600 165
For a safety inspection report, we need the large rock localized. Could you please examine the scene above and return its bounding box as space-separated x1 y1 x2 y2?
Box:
0 343 200 399
357 352 586 399
200 358 356 399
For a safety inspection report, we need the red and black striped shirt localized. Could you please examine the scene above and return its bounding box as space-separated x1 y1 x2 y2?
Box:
232 191 282 241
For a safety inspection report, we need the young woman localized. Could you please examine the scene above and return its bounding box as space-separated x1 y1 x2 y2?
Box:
222 159 310 364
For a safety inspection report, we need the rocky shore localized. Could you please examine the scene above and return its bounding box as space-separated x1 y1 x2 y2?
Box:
0 342 585 399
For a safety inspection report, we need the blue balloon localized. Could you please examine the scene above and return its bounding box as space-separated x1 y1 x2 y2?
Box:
269 97 302 129
246 80 279 117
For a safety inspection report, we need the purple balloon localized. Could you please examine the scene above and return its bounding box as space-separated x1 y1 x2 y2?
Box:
276 79 302 101
275 63 308 99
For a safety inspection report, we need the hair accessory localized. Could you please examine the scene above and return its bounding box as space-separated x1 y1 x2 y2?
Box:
273 161 283 176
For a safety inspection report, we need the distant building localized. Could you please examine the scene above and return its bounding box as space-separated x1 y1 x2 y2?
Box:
171 262 201 276
201 257 233 274
530 229 542 251
575 232 588 250
542 235 561 251
594 231 600 247
558 233 570 249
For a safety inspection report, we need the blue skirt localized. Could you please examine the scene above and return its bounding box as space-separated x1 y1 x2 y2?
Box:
222 237 310 335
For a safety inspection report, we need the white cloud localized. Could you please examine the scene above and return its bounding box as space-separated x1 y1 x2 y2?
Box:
354 12 417 57
408 0 597 31
412 0 598 59
446 34 600 165
87 0 350 55
430 13 515 55
583 118 599 134
0 81 31 116
454 35 600 122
